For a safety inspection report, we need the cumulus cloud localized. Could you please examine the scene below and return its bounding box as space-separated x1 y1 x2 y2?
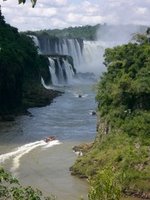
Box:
0 0 150 31
38 0 68 7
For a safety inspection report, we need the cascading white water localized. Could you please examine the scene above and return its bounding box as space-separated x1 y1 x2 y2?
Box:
54 39 83 68
48 57 58 85
32 36 79 86
32 25 144 85
62 58 75 83
33 35 105 84
29 35 41 54
56 58 66 84
66 39 83 68
81 41 106 75
38 37 106 75
39 36 104 75
46 56 75 86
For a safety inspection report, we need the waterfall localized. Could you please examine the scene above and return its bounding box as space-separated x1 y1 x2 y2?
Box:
32 34 104 85
38 37 83 68
31 25 143 86
29 35 41 54
30 35 77 86
58 39 83 68
62 58 75 83
37 36 105 75
48 58 58 85
47 56 75 86
81 41 106 75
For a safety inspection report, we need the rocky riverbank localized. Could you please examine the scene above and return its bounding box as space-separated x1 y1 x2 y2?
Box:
23 84 62 109
0 85 62 121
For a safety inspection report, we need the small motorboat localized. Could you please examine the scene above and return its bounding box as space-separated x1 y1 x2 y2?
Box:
44 136 56 143
78 94 82 98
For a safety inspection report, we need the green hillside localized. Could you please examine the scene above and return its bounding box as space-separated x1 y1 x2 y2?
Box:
71 31 150 200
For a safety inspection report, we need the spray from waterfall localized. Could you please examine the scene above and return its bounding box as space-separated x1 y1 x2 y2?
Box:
33 25 145 85
80 24 146 76
96 24 145 45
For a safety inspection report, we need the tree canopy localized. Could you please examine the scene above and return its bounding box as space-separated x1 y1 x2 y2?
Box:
96 33 150 133
71 33 150 200
26 24 101 41
0 9 50 114
0 167 55 200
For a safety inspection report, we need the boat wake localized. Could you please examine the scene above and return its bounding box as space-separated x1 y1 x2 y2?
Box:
0 140 61 172
42 140 61 149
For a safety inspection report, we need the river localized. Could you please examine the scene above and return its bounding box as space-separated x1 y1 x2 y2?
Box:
0 80 97 200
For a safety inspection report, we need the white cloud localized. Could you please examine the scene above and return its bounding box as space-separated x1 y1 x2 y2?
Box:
67 13 82 23
38 0 68 7
135 7 148 15
0 0 150 31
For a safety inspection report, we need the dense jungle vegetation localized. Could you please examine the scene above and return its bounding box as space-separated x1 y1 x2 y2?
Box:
0 10 57 117
25 24 147 42
0 6 150 200
71 32 150 199
25 24 101 40
0 10 57 200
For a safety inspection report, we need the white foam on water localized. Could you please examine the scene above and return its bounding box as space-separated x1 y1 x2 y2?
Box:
0 141 43 163
11 140 46 172
82 94 88 98
42 140 62 149
73 92 88 98
0 140 62 172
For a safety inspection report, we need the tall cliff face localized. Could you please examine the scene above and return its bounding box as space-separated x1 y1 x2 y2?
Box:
0 12 61 117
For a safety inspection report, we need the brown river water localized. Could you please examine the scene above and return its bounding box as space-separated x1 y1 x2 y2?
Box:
0 82 97 200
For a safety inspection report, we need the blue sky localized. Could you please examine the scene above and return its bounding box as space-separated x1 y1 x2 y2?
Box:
1 0 150 31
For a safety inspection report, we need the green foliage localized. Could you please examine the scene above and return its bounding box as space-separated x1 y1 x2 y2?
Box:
0 11 50 114
132 33 148 44
0 16 24 113
88 168 122 200
28 24 101 41
96 38 150 131
0 167 55 200
72 132 150 199
122 111 150 137
71 32 150 200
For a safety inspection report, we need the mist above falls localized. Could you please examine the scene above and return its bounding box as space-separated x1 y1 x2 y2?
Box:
96 24 146 45
31 24 146 85
82 24 147 75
